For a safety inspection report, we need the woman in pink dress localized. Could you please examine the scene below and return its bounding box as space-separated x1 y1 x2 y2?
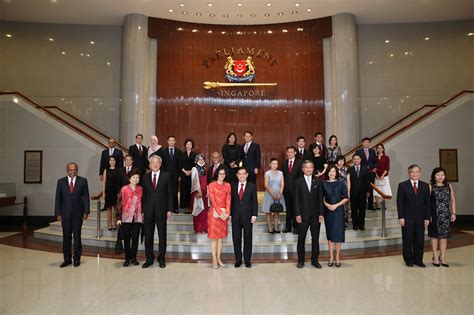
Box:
116 169 143 267
207 168 231 269
190 154 208 233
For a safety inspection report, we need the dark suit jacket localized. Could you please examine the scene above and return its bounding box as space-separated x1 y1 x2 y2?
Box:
294 175 324 220
207 163 227 183
347 165 371 195
308 143 326 158
356 148 377 171
99 148 124 176
128 144 148 174
241 142 261 172
397 180 431 224
160 147 182 178
281 159 303 194
118 167 139 188
296 148 313 162
54 176 90 218
231 182 258 221
142 171 174 219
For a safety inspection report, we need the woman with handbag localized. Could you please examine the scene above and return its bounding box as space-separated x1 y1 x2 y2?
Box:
262 158 286 233
207 168 231 269
374 143 392 209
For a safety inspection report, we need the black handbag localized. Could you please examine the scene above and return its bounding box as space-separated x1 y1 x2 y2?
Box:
114 225 124 255
270 200 284 213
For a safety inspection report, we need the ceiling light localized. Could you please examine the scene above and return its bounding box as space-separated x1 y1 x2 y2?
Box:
182 11 188 14
404 51 408 55
237 3 243 6
48 37 54 41
192 29 198 33
179 3 184 7
106 61 111 66
207 3 213 7
80 53 84 56
368 61 373 64
385 40 390 43
266 2 272 6
389 53 394 57
250 13 256 17
5 34 12 38
86 54 90 57
294 3 300 6
306 8 312 12
61 51 66 55
424 37 430 40
90 41 95 44
137 26 141 30
223 14 229 18
237 31 242 35
50 0 57 3
278 12 284 16
468 32 474 36
282 29 288 33
264 13 270 17
208 30 213 34
168 9 173 13
297 28 303 31
196 12 202 16
292 10 298 14
13 97 19 104
209 13 215 17
177 27 184 31
221 31 226 34
267 30 273 34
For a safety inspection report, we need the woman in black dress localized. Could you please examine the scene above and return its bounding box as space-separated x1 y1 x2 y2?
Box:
102 156 120 230
180 139 197 214
428 167 457 267
323 165 349 267
312 145 328 179
221 132 241 184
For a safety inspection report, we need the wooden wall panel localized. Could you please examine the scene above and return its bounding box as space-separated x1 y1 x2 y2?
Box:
149 17 332 189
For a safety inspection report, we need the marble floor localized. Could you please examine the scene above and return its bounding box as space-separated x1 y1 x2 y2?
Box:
0 244 472 314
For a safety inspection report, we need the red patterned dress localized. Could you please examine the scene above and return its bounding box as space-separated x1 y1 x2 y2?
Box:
207 181 231 239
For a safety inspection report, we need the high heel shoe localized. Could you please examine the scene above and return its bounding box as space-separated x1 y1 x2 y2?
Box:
335 261 341 268
212 264 219 269
441 261 449 268
432 257 440 267
327 260 334 267
218 261 227 267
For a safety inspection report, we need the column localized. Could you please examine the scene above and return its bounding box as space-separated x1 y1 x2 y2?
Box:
326 13 360 151
121 13 156 145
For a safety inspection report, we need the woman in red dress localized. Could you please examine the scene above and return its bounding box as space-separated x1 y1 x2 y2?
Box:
190 154 208 233
207 168 231 269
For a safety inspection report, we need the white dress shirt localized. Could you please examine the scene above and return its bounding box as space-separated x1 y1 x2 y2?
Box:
304 175 312 192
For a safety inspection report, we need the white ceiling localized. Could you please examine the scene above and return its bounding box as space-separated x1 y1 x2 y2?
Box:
0 0 472 26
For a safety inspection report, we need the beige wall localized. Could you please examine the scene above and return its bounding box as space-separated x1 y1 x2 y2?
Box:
357 20 474 137
0 21 122 139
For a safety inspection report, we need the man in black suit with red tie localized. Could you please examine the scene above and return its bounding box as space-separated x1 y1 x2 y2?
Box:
141 155 174 269
160 136 182 213
281 146 303 234
356 137 378 210
119 155 136 188
55 162 90 268
397 164 431 267
207 151 226 183
295 136 312 161
128 133 148 176
308 132 326 158
294 160 324 269
347 154 371 230
231 168 258 268
240 131 261 184
99 138 123 181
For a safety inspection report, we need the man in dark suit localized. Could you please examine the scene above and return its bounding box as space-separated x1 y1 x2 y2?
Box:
295 136 312 161
294 160 324 269
231 168 258 268
308 132 326 158
141 155 174 268
159 136 182 213
240 131 261 184
355 137 377 210
99 138 123 181
207 151 226 183
347 154 371 230
397 164 431 267
281 146 303 234
55 162 90 268
119 155 137 188
128 133 148 176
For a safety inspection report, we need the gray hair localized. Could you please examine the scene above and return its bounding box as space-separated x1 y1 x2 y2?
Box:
149 155 162 164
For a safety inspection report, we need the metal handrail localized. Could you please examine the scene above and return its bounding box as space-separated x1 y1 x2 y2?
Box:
371 183 392 237
96 199 102 239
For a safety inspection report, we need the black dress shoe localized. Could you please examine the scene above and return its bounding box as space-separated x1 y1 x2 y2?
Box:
123 260 130 267
274 229 281 234
73 261 80 267
432 257 441 267
297 262 304 268
282 228 291 233
359 227 366 231
441 262 450 268
159 261 166 268
142 261 153 268
60 261 72 268
131 260 140 266
406 262 414 267
415 262 426 268
311 261 322 269
245 261 252 268
234 261 242 268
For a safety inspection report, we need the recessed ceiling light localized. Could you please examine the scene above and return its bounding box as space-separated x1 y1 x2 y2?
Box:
253 31 257 34
424 37 430 40
292 10 298 14
196 12 202 16
12 97 19 104
306 8 312 12
264 13 270 17
385 40 390 43
90 41 95 44
237 14 243 17
106 61 111 66
48 37 54 41
138 26 141 30
5 34 12 38
237 31 242 35
368 61 373 64
208 30 213 33
207 3 213 7
404 51 409 55
221 31 226 34
80 53 84 56
266 3 272 6
389 53 394 57
177 27 183 31
192 29 198 33
209 13 215 17
182 11 188 14
179 3 184 7
86 53 90 57
223 14 229 18
50 0 57 3
250 13 256 17
168 9 173 13
297 28 303 31
237 3 243 6
468 32 474 36
294 3 300 6
282 29 288 33
278 12 284 16
61 51 66 55
267 30 273 34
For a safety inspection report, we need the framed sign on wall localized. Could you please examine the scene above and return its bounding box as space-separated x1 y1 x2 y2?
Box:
24 150 43 184
439 149 458 182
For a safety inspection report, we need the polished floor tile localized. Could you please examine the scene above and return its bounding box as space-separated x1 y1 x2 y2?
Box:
0 244 472 314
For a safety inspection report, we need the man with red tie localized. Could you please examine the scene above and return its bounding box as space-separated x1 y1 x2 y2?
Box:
397 164 431 267
128 133 148 177
119 155 137 188
231 167 258 268
55 162 90 268
207 151 226 183
281 146 303 233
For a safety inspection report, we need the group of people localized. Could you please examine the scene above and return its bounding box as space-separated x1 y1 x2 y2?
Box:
54 131 457 270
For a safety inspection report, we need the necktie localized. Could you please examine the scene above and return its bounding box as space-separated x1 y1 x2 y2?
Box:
109 148 113 156
212 165 217 178
244 143 249 154
299 149 303 156
413 182 418 194
153 174 157 189
126 167 130 174
356 166 360 177
306 177 311 192
69 179 74 193
365 148 369 160
289 160 293 173
239 183 244 200
138 145 142 154
170 148 174 159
